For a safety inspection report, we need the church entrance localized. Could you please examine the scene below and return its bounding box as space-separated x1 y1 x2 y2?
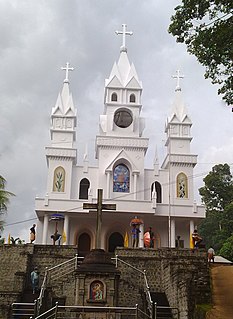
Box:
78 233 91 256
108 232 124 252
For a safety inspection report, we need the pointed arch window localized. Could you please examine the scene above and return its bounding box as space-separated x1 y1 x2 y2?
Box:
53 166 65 192
113 164 130 193
151 181 162 203
79 178 90 199
177 172 188 198
111 92 117 102
129 93 136 103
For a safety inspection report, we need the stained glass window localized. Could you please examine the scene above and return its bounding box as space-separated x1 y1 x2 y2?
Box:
113 164 130 193
177 172 188 198
53 166 65 192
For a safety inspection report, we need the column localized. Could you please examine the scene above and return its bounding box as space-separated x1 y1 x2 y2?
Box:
42 214 49 244
133 172 138 200
139 223 144 248
189 219 195 248
171 218 176 248
63 214 70 245
106 171 110 199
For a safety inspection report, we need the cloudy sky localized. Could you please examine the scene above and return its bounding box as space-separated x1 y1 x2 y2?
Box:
0 0 232 241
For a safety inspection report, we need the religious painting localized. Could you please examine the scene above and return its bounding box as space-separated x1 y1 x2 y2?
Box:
113 164 130 193
53 166 65 192
90 280 104 301
176 172 188 198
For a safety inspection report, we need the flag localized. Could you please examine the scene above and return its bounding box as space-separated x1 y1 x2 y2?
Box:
124 231 129 248
62 230 67 245
8 234 11 244
190 233 194 249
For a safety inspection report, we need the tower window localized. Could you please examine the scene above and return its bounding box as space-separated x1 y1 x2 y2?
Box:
129 93 136 103
53 166 65 192
151 181 162 203
113 164 130 193
79 178 90 199
177 173 188 198
111 92 117 102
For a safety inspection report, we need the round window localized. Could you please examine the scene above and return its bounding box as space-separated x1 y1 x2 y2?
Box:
114 108 133 128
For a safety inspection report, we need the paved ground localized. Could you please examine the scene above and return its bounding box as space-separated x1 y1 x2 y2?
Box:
206 265 233 319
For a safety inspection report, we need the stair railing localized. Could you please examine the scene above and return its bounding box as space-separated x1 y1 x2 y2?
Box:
36 254 84 315
113 254 153 319
34 303 151 319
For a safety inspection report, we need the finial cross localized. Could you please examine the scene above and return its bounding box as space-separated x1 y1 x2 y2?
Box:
115 24 133 52
61 62 74 83
172 69 184 91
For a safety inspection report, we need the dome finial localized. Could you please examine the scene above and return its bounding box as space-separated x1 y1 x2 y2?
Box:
115 24 133 53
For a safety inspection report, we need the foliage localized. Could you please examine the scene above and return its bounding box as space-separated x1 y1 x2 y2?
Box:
199 163 233 211
198 164 233 254
0 175 15 230
0 176 15 213
219 234 233 261
169 0 233 106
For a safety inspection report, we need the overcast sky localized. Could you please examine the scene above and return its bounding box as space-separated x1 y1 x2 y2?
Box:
1 0 232 241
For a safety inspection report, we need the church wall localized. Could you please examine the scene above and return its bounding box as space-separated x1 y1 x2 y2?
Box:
170 138 191 154
169 164 194 205
51 131 74 148
46 158 74 200
71 166 99 199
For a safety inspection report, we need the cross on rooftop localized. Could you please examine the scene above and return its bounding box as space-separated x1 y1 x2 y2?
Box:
61 62 74 83
172 69 184 91
115 24 133 52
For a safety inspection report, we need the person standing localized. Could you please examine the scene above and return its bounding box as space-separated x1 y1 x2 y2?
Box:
192 229 203 248
132 224 141 248
31 267 39 294
148 227 155 248
208 247 215 262
30 224 36 243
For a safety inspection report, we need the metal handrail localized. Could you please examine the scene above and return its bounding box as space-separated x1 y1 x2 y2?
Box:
35 304 143 319
112 255 153 318
36 254 83 315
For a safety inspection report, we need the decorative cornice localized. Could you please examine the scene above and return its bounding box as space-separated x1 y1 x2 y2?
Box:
45 147 77 158
161 153 197 169
96 136 149 149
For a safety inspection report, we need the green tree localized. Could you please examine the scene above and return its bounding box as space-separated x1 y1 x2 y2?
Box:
168 0 233 106
198 164 233 253
0 175 15 230
219 234 233 261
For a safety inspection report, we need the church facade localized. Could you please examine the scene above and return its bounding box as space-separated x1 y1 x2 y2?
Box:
35 25 205 252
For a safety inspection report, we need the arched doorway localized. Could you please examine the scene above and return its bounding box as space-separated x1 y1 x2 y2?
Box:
108 232 124 252
78 233 91 256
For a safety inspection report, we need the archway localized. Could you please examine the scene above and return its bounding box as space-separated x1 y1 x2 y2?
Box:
108 232 124 252
78 233 91 255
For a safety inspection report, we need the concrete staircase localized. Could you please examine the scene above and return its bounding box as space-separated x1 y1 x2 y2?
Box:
150 292 173 319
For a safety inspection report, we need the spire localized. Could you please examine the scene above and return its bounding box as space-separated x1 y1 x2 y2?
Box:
52 62 76 116
153 146 159 176
106 25 141 88
169 70 189 122
115 24 133 53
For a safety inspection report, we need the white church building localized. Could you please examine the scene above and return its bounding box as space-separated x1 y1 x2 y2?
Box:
35 25 205 252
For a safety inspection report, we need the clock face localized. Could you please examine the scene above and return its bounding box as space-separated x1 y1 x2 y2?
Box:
114 108 133 128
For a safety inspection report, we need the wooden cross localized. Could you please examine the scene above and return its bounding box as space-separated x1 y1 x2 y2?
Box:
172 69 184 91
83 189 116 249
61 62 74 83
115 24 133 51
